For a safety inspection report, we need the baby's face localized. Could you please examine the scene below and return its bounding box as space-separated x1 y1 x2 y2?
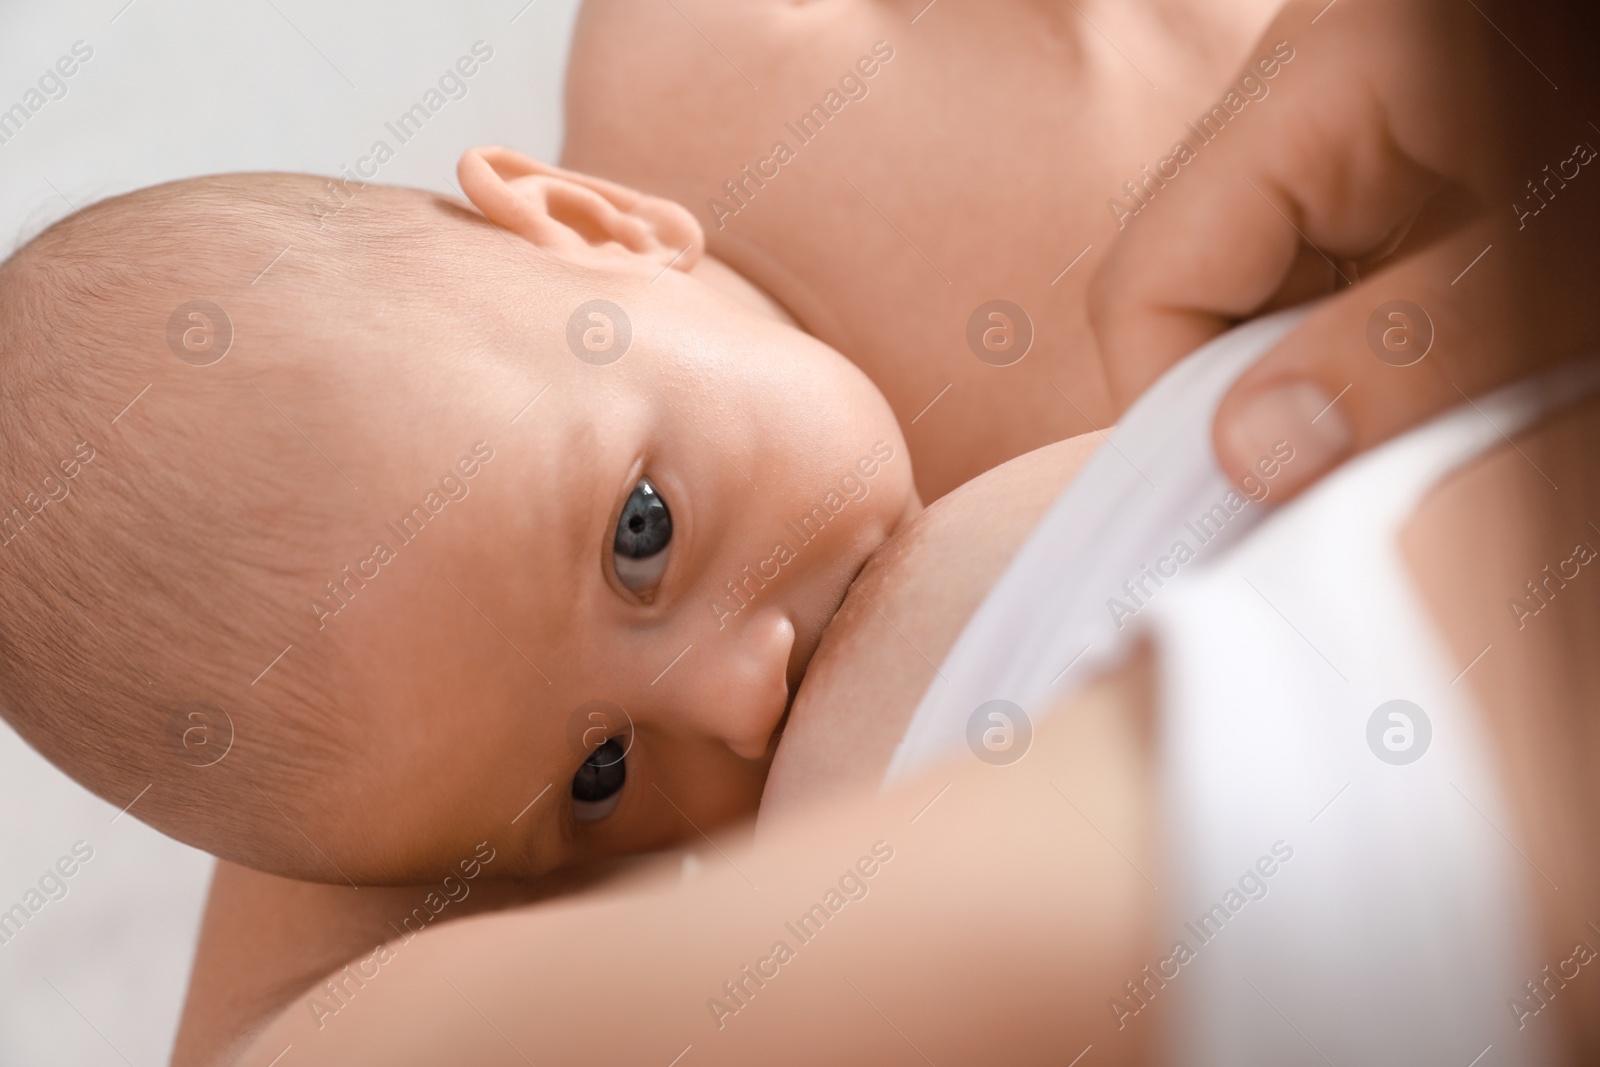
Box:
269 197 917 884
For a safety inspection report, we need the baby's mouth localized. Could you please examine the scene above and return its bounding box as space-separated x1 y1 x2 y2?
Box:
767 705 791 755
768 478 919 757
767 657 807 754
767 539 880 759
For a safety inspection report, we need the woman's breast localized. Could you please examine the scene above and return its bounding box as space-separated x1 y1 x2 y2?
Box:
759 432 1101 824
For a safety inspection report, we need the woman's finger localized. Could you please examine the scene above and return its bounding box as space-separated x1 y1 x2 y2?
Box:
1090 0 1478 405
1090 0 1600 501
1210 218 1508 495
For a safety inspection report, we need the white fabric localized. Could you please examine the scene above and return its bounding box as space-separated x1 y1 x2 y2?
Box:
885 309 1310 780
885 309 1596 1064
1149 353 1600 1065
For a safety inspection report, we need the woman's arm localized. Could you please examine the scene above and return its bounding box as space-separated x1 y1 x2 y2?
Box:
173 856 678 1065
235 658 1163 1066
173 863 427 1066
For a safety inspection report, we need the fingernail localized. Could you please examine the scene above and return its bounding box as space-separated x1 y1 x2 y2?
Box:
1224 381 1352 492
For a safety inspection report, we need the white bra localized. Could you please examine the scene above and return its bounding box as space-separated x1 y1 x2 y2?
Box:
887 308 1599 1064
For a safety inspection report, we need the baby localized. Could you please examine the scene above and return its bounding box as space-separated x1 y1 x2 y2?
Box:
0 147 918 887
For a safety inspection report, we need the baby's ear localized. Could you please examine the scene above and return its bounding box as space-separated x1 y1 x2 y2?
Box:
458 146 703 274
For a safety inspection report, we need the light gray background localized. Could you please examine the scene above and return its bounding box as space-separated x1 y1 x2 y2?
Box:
0 2 580 1062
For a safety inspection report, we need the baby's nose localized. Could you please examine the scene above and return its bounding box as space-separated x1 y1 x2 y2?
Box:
683 607 795 760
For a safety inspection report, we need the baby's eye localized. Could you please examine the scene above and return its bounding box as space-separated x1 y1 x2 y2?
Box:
571 737 626 823
612 477 672 595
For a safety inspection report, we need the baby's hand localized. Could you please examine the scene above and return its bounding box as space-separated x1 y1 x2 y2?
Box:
1091 0 1600 500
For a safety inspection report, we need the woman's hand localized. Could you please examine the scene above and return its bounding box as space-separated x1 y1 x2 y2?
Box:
1091 0 1600 499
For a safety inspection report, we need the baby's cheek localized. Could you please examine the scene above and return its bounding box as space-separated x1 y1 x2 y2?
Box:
627 746 766 852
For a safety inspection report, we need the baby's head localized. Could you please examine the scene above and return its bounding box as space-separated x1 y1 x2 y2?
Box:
0 149 915 885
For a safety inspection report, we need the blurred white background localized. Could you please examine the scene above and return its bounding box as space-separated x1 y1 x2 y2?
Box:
0 1 579 1062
